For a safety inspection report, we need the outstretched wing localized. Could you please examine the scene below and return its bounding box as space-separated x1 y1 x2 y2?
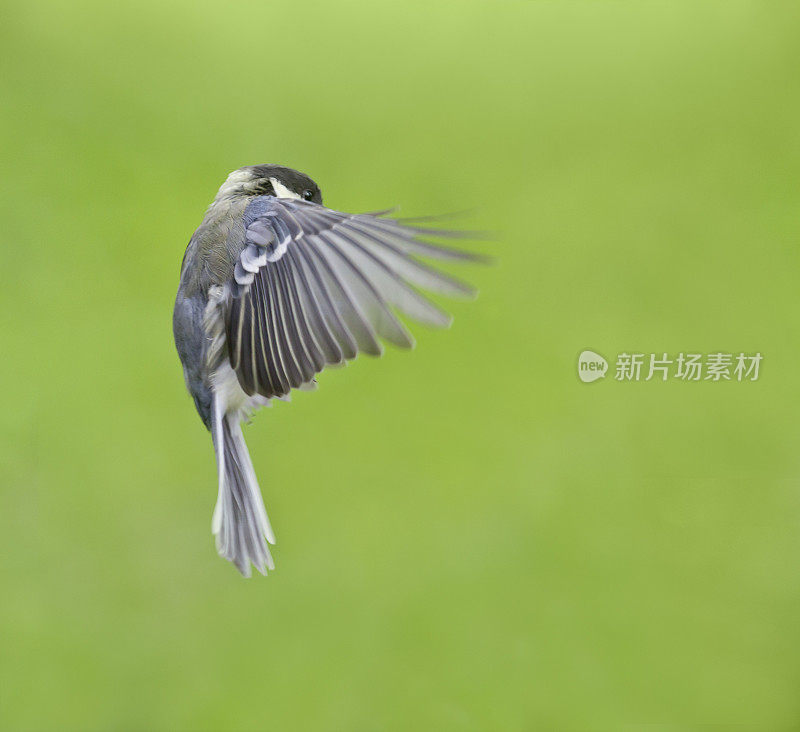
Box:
225 196 484 399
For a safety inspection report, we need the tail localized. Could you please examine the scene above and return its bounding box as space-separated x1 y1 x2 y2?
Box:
210 404 275 577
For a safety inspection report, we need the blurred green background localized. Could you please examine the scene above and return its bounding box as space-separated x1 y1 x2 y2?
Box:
2 1 800 729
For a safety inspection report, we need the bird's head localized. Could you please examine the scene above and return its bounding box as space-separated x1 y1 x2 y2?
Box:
214 164 323 204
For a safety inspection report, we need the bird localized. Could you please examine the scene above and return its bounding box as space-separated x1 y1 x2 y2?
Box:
173 164 483 576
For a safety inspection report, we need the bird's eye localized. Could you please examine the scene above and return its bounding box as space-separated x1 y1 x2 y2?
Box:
302 189 315 201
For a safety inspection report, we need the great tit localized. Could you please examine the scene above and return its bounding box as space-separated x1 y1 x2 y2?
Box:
173 164 481 576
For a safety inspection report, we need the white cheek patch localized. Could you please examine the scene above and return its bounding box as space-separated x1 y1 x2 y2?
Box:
269 177 302 200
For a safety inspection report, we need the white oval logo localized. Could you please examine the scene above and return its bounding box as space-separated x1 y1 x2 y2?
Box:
578 350 608 383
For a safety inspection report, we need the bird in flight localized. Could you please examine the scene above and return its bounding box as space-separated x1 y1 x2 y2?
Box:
173 165 483 576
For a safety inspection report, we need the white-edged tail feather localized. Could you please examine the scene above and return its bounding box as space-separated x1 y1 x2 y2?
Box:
211 396 275 577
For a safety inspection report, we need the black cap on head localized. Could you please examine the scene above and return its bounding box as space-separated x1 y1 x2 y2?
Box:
246 164 323 204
